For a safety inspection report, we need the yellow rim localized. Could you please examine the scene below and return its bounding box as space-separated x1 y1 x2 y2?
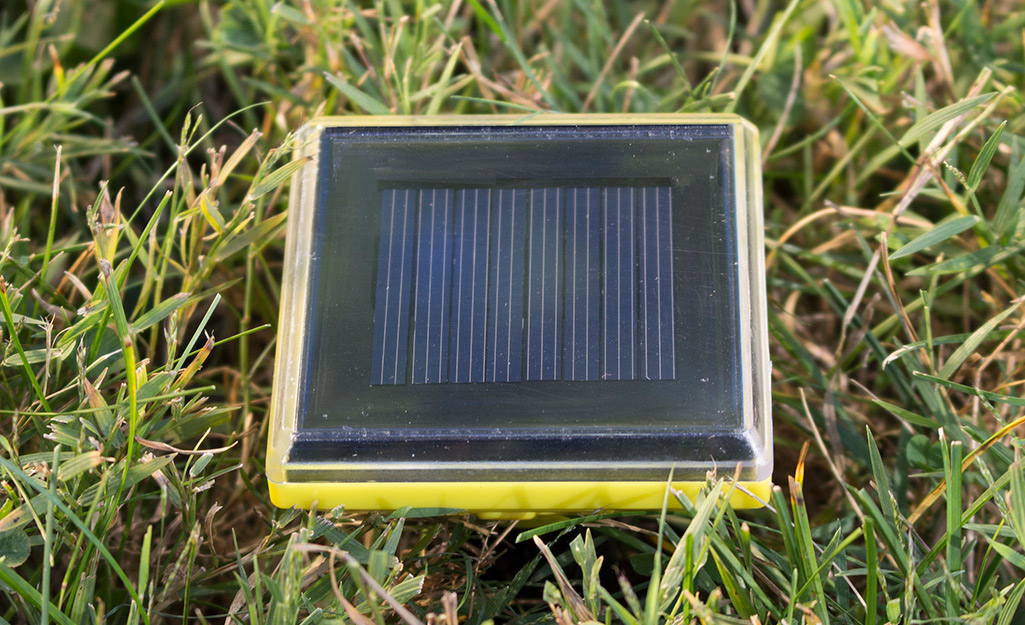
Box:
268 479 773 513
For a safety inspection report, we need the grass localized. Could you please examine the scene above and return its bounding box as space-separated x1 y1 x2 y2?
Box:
1 0 1025 622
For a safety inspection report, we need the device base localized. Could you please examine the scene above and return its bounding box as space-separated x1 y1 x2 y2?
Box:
267 478 773 514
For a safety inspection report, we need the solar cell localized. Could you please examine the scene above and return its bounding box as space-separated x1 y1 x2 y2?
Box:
449 189 491 383
563 188 600 381
369 189 415 385
411 189 454 384
370 185 677 385
526 188 562 381
638 186 675 380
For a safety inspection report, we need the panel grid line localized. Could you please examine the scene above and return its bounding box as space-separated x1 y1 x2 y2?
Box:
527 189 534 377
454 190 466 378
393 189 410 382
492 189 502 380
571 191 578 379
585 189 592 379
506 191 514 380
655 188 663 379
639 187 647 377
380 189 396 380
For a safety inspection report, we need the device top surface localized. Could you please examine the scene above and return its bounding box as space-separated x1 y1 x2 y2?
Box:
267 114 771 489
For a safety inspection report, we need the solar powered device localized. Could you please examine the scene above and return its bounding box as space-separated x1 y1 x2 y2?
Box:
267 115 772 514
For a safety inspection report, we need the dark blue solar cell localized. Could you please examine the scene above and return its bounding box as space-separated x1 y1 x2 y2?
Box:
448 189 492 383
371 185 674 386
563 188 600 381
370 189 416 385
485 189 527 382
602 187 637 380
638 187 676 380
411 189 454 384
526 188 563 381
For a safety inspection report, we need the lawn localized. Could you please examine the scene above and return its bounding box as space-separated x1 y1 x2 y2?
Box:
1 0 1025 623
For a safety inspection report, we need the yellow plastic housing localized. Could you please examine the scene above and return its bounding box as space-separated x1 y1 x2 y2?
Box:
267 114 772 513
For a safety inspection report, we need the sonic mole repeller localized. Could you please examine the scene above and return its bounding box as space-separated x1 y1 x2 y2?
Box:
267 115 772 514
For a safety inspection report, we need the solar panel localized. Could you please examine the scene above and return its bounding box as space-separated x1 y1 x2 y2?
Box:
369 185 676 386
267 115 772 513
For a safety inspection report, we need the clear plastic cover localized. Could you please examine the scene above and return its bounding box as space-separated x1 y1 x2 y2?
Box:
267 115 771 500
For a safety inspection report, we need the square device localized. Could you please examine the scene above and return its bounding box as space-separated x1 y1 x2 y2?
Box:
267 115 771 514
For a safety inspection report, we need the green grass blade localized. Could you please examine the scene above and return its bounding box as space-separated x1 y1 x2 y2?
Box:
40 445 59 625
943 439 964 611
913 372 1025 408
866 426 897 522
967 121 1006 191
84 1 166 68
937 301 1020 380
997 580 1025 625
889 215 980 260
1010 452 1025 547
790 478 829 623
864 517 878 625
0 562 75 625
899 93 995 147
0 281 51 413
992 146 1025 237
129 292 190 333
324 73 392 114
